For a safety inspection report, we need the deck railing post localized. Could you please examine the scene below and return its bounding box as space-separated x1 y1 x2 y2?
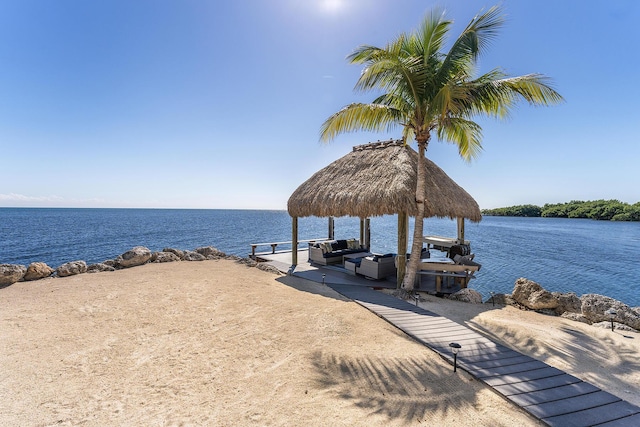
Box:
291 216 298 266
397 212 408 288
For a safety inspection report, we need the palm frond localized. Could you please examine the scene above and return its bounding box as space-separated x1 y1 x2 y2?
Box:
436 118 484 162
462 71 564 119
415 9 451 60
319 103 403 142
498 74 564 105
438 5 504 85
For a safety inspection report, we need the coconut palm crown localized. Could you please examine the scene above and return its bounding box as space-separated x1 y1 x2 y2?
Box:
320 5 563 290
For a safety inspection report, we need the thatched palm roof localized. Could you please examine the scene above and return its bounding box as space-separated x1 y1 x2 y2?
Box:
287 139 481 221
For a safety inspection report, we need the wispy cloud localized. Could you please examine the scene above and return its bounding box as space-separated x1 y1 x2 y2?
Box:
0 193 108 207
0 193 64 202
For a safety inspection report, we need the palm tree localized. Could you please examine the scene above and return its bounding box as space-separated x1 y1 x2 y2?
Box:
319 5 563 290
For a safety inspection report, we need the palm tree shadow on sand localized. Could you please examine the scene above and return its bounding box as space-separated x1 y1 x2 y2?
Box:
310 351 526 426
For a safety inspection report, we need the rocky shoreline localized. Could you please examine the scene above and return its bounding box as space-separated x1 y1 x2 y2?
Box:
0 245 281 287
445 278 640 332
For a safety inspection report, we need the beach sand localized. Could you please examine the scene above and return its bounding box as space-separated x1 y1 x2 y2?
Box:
0 260 637 426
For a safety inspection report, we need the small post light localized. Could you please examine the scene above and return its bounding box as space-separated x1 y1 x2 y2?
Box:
605 308 617 331
449 342 461 372
413 291 420 306
322 273 326 286
490 291 495 307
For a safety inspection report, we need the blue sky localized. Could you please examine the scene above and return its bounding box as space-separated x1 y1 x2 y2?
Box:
1 0 638 210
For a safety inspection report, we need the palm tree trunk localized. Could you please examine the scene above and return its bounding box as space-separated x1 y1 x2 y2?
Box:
402 138 427 291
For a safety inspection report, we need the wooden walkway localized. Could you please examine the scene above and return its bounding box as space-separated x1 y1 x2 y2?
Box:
327 283 640 427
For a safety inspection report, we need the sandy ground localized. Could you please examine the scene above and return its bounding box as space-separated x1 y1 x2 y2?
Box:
0 260 636 426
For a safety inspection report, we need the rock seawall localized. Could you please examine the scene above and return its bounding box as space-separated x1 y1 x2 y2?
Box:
499 277 640 332
0 245 279 287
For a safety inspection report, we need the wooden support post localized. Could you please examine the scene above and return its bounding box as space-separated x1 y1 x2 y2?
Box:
359 218 365 247
365 218 370 250
397 212 408 288
457 217 465 244
328 217 334 240
292 216 298 266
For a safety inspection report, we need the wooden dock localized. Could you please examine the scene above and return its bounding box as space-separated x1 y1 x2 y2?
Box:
326 284 640 427
255 250 465 295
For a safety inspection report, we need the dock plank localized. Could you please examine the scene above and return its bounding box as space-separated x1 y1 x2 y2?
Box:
492 374 583 396
525 390 620 418
507 381 600 406
543 401 640 427
472 360 551 378
594 413 640 426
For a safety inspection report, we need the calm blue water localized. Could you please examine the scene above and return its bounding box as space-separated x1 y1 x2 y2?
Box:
1 208 638 307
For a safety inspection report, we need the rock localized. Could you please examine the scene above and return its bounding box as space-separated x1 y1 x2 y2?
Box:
512 278 558 310
163 248 185 260
581 294 640 331
256 263 282 275
447 288 483 304
182 251 206 261
0 264 27 286
102 259 118 268
23 262 54 281
561 312 591 324
553 292 582 315
195 246 226 259
56 261 87 277
151 252 180 263
484 293 512 306
87 263 116 273
119 246 152 268
237 258 258 267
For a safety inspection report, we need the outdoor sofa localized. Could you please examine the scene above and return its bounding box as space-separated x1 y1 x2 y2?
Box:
308 239 368 265
355 253 396 280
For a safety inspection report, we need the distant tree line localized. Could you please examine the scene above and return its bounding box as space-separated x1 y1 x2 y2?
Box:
481 200 640 221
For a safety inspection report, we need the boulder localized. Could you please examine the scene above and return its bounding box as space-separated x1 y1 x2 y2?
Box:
581 294 640 331
182 251 206 261
23 262 54 281
484 293 512 306
195 246 226 259
553 292 582 315
256 263 282 275
87 263 116 273
512 278 558 310
447 288 483 304
561 312 591 324
0 264 27 286
56 261 87 277
237 258 258 267
118 246 152 268
163 248 185 260
151 251 180 263
102 259 118 268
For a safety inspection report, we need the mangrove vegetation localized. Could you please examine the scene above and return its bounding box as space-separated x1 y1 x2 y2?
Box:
482 200 640 221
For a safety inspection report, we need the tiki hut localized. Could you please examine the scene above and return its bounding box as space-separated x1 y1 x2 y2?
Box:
287 139 482 283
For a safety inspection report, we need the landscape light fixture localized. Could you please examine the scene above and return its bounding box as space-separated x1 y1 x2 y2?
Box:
605 308 617 331
322 273 326 286
449 342 461 372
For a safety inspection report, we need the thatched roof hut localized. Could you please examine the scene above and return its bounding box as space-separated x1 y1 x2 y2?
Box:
288 139 481 221
287 139 481 284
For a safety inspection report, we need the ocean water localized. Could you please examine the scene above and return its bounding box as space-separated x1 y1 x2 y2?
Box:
1 208 638 307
